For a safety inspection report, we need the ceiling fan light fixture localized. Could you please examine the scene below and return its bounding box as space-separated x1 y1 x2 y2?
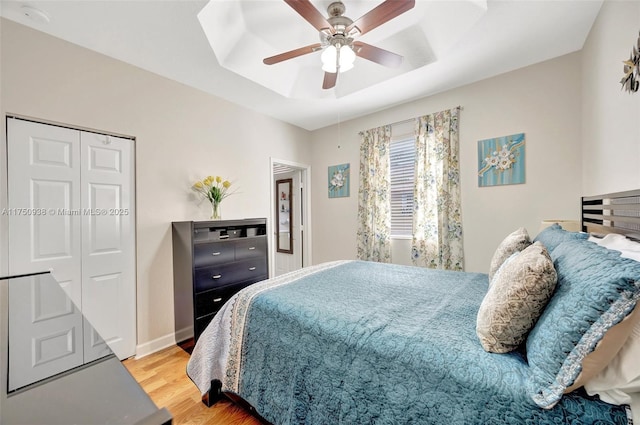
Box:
321 44 355 73
321 45 337 71
340 44 356 67
264 0 416 89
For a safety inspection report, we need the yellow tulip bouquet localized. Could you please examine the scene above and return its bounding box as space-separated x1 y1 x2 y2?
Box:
192 175 234 219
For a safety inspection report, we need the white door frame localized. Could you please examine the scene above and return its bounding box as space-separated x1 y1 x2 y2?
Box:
269 158 312 276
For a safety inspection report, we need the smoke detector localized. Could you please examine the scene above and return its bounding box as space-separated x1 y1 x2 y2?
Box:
20 5 50 24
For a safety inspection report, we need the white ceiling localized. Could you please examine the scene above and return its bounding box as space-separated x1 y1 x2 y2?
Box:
0 0 603 131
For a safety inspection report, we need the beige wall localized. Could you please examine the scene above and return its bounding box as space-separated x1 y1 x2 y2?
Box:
310 0 640 271
581 0 640 195
310 53 584 273
0 19 311 354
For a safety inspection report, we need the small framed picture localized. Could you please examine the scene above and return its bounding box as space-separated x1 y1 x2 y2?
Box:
328 163 350 198
478 133 525 187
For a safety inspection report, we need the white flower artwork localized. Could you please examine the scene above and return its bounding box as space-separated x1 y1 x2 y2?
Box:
478 133 525 187
328 163 350 198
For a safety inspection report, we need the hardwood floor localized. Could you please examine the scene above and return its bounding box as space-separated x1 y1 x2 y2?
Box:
123 345 262 425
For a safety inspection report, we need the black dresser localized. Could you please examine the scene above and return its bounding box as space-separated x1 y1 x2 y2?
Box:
172 218 268 343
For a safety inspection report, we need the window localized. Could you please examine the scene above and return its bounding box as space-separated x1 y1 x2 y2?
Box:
389 134 416 238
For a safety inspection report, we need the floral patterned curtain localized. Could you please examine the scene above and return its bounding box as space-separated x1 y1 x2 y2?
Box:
411 108 464 270
357 125 392 263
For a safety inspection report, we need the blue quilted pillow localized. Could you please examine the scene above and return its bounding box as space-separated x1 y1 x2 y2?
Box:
533 223 588 253
526 239 640 409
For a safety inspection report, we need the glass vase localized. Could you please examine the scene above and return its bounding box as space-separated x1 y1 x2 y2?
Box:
210 201 221 220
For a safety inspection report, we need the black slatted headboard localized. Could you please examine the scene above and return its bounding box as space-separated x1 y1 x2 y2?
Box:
582 189 640 240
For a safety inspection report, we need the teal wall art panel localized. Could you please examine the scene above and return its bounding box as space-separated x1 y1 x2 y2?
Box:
478 133 525 187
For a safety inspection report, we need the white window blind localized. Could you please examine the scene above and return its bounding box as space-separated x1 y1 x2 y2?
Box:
389 136 416 238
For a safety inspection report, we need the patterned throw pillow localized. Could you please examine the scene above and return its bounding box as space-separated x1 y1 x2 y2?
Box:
477 242 557 353
533 223 588 253
526 239 640 409
488 227 531 281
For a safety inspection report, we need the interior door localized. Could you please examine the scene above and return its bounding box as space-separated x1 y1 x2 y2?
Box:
80 132 136 360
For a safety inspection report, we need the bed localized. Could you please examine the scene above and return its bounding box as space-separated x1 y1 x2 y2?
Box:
186 190 640 424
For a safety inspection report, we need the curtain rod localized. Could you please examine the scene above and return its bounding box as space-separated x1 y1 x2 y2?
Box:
390 105 464 127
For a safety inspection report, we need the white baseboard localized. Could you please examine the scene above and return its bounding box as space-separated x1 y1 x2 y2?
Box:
174 325 194 345
135 333 177 359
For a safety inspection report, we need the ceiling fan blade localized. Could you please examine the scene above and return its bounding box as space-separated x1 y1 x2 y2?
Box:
323 72 338 89
346 0 415 36
353 42 403 67
263 43 323 65
284 0 335 34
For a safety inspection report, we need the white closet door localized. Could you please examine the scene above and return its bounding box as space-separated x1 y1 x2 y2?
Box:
7 119 82 305
80 132 136 360
7 118 137 364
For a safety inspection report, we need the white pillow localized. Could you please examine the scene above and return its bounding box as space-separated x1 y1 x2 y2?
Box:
621 251 640 262
590 233 640 251
585 232 640 422
585 317 640 423
588 233 640 262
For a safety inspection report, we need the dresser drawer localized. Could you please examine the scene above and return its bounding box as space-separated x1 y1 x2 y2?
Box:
194 258 267 292
235 237 267 261
194 281 258 318
193 241 235 267
232 257 268 284
194 262 240 291
194 287 234 318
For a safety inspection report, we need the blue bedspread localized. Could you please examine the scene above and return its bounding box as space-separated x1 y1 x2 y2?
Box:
190 261 630 424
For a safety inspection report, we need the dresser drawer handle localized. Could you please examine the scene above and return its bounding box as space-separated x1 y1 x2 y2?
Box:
212 252 221 256
212 274 222 279
213 297 223 303
248 267 256 271
248 247 256 250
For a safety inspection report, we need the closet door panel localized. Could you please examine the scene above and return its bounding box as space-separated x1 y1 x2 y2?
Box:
31 180 73 259
88 183 122 252
7 118 82 306
81 132 136 360
8 274 84 391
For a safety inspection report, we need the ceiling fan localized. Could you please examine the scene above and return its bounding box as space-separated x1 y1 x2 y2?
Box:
263 0 416 89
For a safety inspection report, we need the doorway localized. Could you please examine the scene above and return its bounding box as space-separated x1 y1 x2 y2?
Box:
270 159 311 276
